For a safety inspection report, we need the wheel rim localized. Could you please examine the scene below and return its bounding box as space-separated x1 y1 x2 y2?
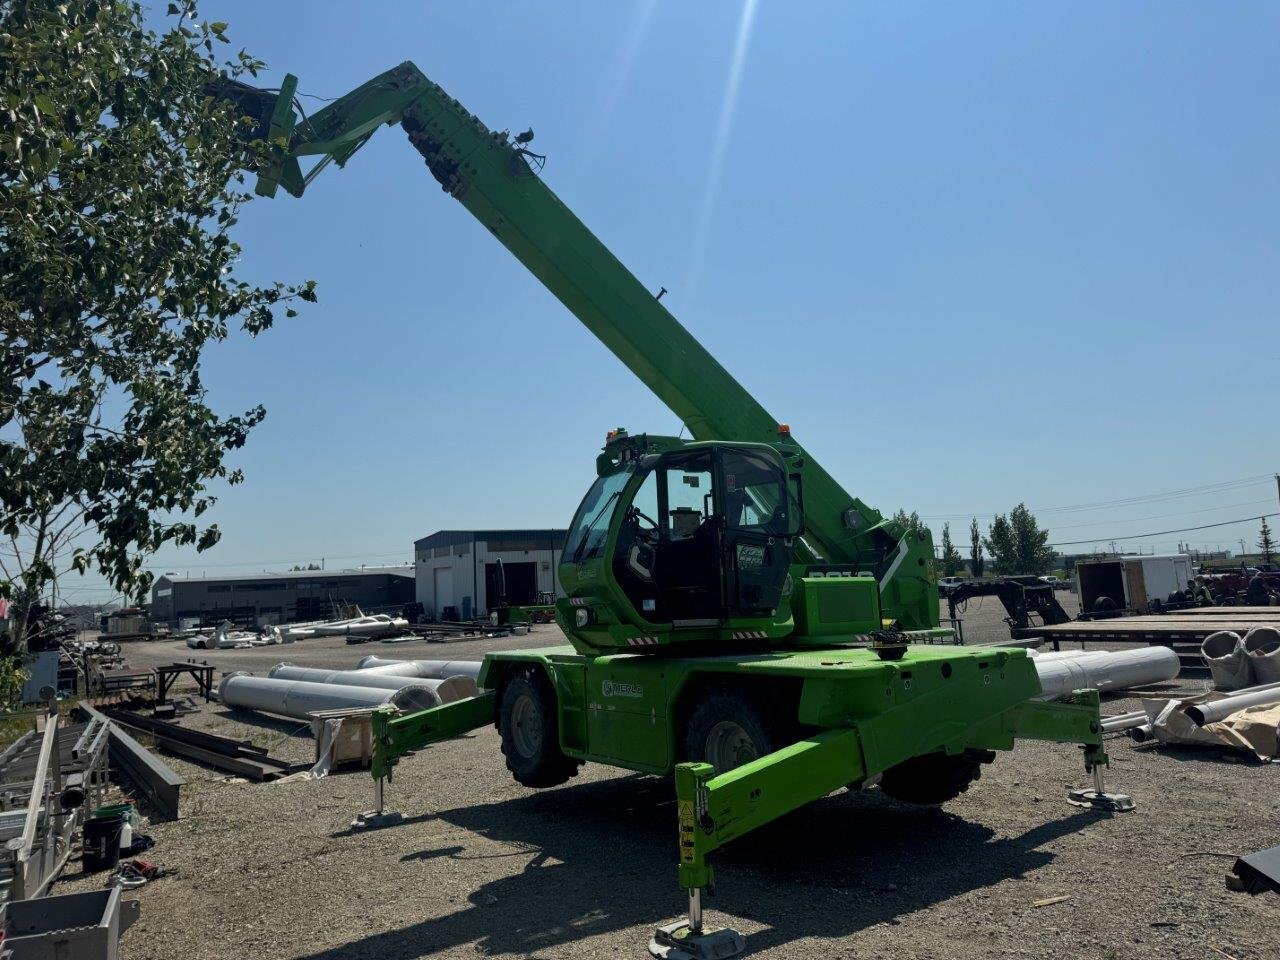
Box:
704 720 758 773
510 693 542 758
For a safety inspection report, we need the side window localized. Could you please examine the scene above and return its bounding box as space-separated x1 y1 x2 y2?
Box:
721 449 789 534
664 456 714 540
630 469 659 529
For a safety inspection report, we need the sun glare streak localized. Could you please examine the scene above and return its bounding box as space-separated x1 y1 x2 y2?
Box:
582 0 660 169
683 0 760 305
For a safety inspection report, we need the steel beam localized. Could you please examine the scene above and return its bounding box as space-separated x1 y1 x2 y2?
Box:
78 704 185 821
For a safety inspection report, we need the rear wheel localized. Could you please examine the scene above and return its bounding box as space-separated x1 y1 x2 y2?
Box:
683 686 793 774
878 749 991 805
499 667 581 788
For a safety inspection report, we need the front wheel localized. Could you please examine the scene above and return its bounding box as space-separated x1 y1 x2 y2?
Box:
682 686 794 775
878 749 990 805
499 667 581 788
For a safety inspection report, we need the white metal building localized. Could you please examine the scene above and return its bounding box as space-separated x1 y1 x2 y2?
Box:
413 529 567 621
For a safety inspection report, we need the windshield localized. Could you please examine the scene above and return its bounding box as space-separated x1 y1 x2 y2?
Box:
564 468 633 563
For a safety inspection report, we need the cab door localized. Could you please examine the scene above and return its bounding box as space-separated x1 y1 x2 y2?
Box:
715 447 794 617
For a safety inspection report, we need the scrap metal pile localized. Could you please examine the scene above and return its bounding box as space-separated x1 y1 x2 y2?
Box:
0 698 173 957
1091 627 1280 759
185 613 411 649
183 613 520 650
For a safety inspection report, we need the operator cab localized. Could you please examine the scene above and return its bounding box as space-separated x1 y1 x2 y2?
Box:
561 434 801 639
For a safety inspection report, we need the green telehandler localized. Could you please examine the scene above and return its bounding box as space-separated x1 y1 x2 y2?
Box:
214 61 1130 958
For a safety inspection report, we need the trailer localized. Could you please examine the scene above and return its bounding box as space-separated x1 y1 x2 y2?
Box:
1075 554 1193 615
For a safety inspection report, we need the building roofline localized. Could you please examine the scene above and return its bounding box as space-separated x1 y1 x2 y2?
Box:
155 566 413 586
414 529 568 548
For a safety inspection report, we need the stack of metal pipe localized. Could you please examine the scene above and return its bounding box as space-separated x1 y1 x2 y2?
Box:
356 656 483 682
274 614 410 641
219 657 481 720
268 664 476 701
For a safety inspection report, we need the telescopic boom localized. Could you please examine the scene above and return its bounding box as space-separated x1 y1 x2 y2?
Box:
217 61 936 629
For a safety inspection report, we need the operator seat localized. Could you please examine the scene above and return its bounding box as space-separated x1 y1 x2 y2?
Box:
659 510 721 619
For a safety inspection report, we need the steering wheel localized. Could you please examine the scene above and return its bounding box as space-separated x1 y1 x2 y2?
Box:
628 506 659 533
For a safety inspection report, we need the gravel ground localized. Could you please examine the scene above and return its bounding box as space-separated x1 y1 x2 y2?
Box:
54 601 1280 960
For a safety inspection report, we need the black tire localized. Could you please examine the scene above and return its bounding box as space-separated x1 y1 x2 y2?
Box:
499 667 581 788
682 685 793 775
1092 595 1118 615
878 750 989 805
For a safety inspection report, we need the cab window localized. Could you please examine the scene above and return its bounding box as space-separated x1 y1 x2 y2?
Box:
664 459 714 540
720 448 790 534
565 468 632 563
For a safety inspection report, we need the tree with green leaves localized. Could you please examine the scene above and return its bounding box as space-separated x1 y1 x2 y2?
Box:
0 2 315 652
1259 518 1276 566
939 522 963 576
968 517 985 579
983 504 1054 575
892 508 926 536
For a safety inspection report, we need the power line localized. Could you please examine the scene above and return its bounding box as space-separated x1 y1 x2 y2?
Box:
1031 475 1273 515
1044 498 1275 531
1048 513 1277 548
920 473 1274 521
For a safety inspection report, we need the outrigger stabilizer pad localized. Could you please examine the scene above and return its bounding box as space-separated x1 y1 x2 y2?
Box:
350 810 404 830
649 920 746 960
1067 788 1135 813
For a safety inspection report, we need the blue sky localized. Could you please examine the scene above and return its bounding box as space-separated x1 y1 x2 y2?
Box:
68 2 1280 600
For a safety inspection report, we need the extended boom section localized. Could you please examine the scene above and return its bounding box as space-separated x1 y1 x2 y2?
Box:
237 61 936 632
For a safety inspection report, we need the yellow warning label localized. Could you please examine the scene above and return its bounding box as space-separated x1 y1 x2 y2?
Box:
678 800 696 863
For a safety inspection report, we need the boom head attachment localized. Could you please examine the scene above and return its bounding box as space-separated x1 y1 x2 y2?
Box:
207 62 441 198
204 73 305 197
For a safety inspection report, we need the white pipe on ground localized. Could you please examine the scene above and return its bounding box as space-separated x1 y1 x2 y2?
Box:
1129 723 1155 742
268 664 476 701
1100 710 1148 733
1184 683 1280 727
1243 627 1280 684
1032 650 1126 662
309 617 408 639
1032 646 1180 701
355 657 483 682
218 672 441 720
1201 631 1252 691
